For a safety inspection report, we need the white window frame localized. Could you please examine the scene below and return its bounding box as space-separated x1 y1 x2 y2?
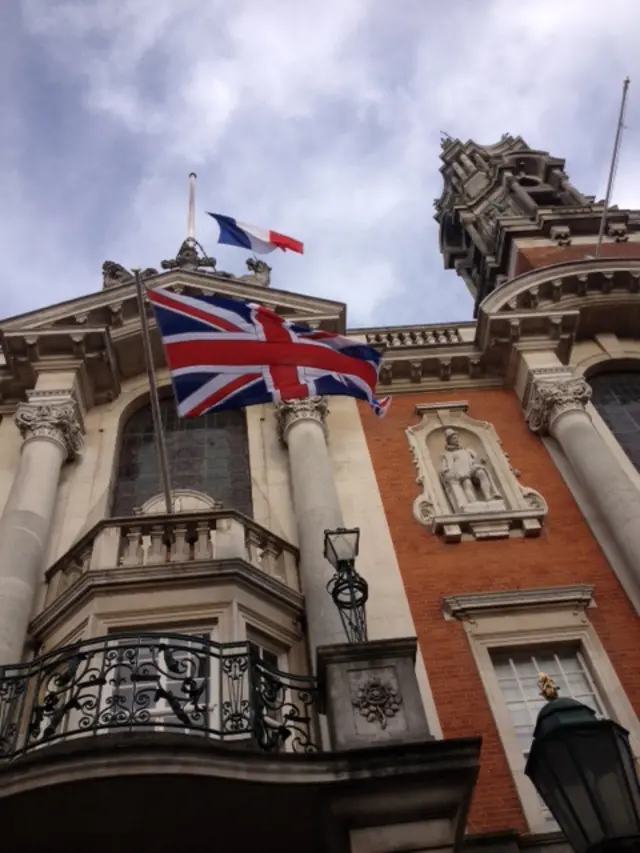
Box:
444 585 640 834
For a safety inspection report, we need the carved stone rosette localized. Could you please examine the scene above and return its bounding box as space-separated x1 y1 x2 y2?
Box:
352 675 402 730
275 396 329 445
14 401 84 460
526 377 592 435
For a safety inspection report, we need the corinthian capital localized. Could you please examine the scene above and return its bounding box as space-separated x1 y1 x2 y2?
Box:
14 400 84 460
275 396 329 445
526 377 592 434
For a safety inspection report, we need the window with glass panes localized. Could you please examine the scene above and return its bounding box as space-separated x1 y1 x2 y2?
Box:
248 631 288 736
112 396 252 516
590 372 640 472
491 646 606 825
109 629 220 732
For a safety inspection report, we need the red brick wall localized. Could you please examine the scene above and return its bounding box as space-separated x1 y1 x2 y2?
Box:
514 241 640 276
359 389 640 835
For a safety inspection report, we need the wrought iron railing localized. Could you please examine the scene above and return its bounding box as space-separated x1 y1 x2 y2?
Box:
0 633 319 758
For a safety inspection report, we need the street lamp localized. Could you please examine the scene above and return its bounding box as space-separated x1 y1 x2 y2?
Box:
525 673 640 853
324 528 368 644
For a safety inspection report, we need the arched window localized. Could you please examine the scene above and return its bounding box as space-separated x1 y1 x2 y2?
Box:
112 397 253 516
589 371 640 473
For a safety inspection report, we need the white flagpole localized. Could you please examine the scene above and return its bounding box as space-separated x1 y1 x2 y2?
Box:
188 172 197 243
133 268 173 513
595 77 631 259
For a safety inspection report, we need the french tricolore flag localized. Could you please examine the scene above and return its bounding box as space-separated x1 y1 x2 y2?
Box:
207 213 304 255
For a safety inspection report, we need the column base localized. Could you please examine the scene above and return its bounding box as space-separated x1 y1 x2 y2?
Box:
317 637 433 751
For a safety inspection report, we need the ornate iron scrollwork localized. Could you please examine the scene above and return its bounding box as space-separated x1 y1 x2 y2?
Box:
0 633 319 758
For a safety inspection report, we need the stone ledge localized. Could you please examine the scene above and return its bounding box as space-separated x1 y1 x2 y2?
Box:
443 584 595 620
432 507 546 543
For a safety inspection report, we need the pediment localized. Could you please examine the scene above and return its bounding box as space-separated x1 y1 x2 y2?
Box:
0 267 346 411
0 267 346 334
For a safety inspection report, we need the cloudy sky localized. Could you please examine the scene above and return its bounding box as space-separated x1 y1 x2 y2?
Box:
2 0 639 329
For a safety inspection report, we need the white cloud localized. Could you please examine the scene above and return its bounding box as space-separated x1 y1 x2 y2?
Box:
2 0 640 326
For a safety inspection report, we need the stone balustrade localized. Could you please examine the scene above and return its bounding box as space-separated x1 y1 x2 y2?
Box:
363 325 472 348
44 510 300 607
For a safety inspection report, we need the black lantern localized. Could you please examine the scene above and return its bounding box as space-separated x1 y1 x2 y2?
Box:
323 528 360 569
526 675 640 853
324 528 368 644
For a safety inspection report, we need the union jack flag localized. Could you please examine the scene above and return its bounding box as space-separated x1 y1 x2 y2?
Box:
146 287 390 418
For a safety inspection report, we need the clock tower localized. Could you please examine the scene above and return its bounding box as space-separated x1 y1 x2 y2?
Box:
435 133 640 313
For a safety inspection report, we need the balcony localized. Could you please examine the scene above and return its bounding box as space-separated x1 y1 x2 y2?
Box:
0 631 319 760
42 509 301 611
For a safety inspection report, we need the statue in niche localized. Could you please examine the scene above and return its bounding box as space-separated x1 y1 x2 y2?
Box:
439 428 503 512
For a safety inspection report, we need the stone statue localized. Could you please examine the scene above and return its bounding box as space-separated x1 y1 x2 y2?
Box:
161 240 217 271
102 261 134 289
240 257 271 287
439 428 502 511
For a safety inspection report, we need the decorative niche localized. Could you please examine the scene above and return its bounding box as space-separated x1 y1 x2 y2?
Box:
407 402 547 543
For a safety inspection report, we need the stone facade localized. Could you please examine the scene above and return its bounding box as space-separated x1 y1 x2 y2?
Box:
0 137 640 852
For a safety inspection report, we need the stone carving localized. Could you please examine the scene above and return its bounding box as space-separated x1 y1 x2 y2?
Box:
608 222 628 242
440 428 504 512
161 240 217 271
550 224 572 246
240 257 271 287
102 261 133 289
275 396 328 445
408 402 547 542
352 675 402 730
14 401 84 460
102 262 158 289
526 377 592 435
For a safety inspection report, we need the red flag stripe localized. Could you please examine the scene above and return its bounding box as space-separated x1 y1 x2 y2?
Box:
189 373 263 417
149 288 243 333
269 230 304 254
165 339 378 388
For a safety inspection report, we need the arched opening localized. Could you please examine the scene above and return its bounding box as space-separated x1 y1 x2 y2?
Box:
111 396 253 516
588 369 640 473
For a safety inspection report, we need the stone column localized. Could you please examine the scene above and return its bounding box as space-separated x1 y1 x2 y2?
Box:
526 377 640 587
276 397 346 662
0 398 83 666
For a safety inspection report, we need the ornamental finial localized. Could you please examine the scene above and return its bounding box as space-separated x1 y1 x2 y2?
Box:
538 672 560 701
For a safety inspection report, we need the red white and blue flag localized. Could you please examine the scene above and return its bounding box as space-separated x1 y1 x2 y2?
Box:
207 213 304 255
146 288 390 418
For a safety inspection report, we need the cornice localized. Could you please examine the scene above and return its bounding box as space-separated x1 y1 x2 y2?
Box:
30 558 305 640
479 257 640 316
0 325 119 409
0 269 346 334
442 584 595 621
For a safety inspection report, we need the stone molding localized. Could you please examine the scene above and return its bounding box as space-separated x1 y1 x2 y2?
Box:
316 637 432 751
443 584 594 621
525 376 592 434
14 398 84 460
480 257 640 316
275 396 329 445
407 403 547 542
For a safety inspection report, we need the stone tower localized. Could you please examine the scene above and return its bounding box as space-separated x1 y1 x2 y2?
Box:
435 133 640 313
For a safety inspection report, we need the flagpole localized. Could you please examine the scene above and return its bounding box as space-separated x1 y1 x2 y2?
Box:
133 268 174 513
595 77 630 259
188 172 197 243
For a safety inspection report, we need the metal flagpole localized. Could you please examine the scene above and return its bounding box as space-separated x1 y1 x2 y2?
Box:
188 172 197 243
595 77 631 259
133 268 174 513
